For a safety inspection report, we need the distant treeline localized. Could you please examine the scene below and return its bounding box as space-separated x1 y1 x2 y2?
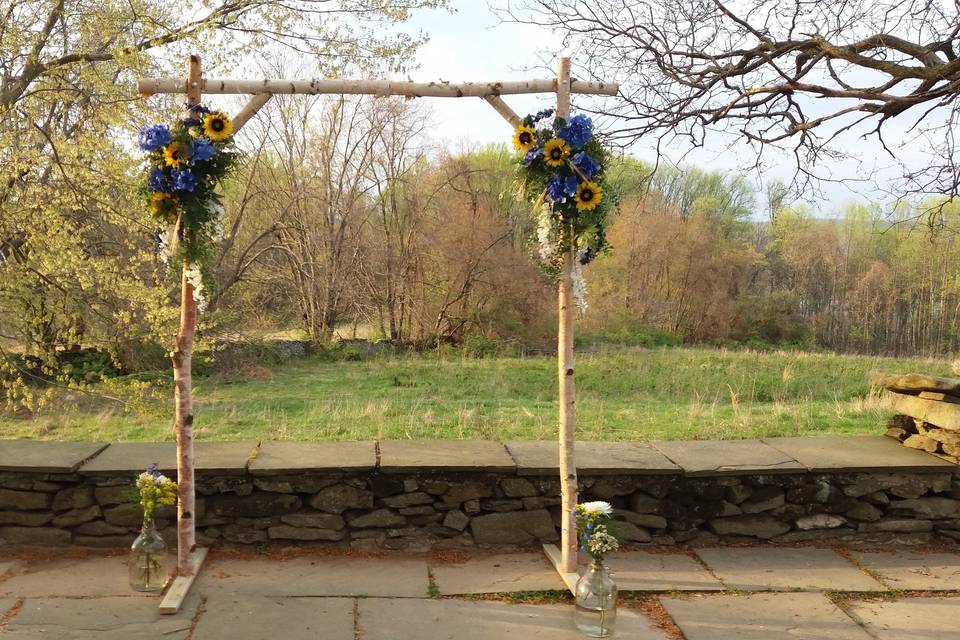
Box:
3 95 959 396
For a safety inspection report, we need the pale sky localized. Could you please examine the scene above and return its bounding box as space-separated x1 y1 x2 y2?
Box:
402 1 935 213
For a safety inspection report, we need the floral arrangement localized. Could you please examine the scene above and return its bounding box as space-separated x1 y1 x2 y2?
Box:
135 463 177 524
513 110 614 311
574 500 620 562
138 104 238 310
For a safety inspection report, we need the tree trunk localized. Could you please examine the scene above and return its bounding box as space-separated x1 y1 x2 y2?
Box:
171 54 202 576
555 57 578 575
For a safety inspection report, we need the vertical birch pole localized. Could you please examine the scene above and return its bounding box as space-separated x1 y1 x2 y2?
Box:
555 57 578 574
171 54 201 576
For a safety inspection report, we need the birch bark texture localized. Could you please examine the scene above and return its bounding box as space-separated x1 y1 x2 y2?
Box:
171 54 201 576
554 57 579 575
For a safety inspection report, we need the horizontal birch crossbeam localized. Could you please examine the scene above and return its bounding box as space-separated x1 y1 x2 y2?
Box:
137 77 618 98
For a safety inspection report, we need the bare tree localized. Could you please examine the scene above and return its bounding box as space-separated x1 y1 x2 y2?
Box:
508 0 960 216
250 96 379 341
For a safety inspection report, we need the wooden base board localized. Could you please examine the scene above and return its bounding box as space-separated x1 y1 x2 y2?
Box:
159 547 208 615
542 543 578 594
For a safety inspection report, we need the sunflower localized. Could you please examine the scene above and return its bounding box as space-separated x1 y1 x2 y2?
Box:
574 181 603 211
512 125 537 152
543 138 570 167
149 192 177 221
202 112 233 141
162 142 189 169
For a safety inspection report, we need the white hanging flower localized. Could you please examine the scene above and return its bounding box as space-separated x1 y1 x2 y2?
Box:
580 501 613 517
536 202 558 263
208 201 225 242
184 264 207 314
158 224 178 264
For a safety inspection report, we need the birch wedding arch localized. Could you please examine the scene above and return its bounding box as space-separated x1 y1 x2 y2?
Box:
136 55 618 612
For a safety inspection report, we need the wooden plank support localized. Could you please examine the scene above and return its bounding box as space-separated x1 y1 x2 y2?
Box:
543 543 578 594
482 95 521 127
137 76 618 98
232 93 273 133
159 547 208 615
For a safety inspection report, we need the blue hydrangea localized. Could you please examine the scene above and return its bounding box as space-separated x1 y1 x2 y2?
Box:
557 114 593 149
147 167 168 192
523 147 543 167
171 169 197 192
572 151 600 179
138 124 171 152
184 103 211 114
547 174 580 203
191 138 216 162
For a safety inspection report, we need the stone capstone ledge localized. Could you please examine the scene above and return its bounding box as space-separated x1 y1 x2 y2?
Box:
0 436 956 551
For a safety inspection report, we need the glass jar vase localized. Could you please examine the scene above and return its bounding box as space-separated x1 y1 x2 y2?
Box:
129 521 168 592
574 560 617 637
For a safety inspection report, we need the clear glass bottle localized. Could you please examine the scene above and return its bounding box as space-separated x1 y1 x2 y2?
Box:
574 560 617 637
129 521 168 592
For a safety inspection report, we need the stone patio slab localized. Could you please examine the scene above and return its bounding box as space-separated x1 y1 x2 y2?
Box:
3 596 196 639
650 439 804 476
78 441 258 476
250 441 376 474
852 551 960 590
199 555 429 597
378 440 515 473
192 595 354 640
506 441 680 476
432 553 566 594
661 592 873 640
848 597 960 639
357 597 669 639
0 440 108 473
763 435 955 472
696 547 885 591
605 551 725 591
0 555 175 598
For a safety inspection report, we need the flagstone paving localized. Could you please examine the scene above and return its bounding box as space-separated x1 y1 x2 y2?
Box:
431 553 565 595
661 593 874 640
650 439 805 476
846 597 960 639
356 597 670 639
2 595 198 639
0 555 171 598
605 550 725 591
851 551 960 591
1 548 959 638
696 547 886 591
192 595 355 640
197 554 430 597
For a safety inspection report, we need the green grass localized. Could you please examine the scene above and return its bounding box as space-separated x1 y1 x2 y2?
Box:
0 347 953 442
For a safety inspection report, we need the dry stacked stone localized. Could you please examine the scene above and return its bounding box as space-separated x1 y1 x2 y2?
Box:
874 372 960 462
3 465 960 549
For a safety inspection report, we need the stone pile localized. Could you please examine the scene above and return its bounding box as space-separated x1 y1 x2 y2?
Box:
874 372 960 462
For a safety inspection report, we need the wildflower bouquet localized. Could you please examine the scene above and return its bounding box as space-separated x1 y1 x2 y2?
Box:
136 463 178 524
574 500 620 562
512 110 615 310
138 104 239 307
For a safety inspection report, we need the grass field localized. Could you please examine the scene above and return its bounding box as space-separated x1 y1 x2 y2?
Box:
0 347 954 442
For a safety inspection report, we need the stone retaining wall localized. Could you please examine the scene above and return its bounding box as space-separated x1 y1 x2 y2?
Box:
0 437 957 550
